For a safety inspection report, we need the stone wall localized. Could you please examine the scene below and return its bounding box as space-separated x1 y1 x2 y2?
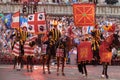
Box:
0 3 120 16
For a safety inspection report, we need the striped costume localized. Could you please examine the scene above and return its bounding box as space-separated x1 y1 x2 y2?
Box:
91 29 101 61
20 31 28 42
48 28 61 57
49 28 61 42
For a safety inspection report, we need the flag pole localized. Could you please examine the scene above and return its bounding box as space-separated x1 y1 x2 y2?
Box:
18 10 22 42
44 8 48 33
19 9 21 33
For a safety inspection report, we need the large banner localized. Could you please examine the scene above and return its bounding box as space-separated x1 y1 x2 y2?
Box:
73 3 95 26
77 41 93 62
28 12 47 34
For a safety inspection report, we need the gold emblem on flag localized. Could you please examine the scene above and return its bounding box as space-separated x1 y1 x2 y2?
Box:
80 48 88 58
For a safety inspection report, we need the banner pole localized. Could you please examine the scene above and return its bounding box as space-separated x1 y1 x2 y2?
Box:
44 8 48 32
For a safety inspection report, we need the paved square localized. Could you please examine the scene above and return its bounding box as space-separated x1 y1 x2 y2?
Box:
0 65 120 80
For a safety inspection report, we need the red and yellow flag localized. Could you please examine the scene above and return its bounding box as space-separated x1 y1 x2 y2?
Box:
77 41 93 62
99 41 112 63
73 3 95 26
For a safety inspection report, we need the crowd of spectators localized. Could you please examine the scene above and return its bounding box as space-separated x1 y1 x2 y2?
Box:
0 0 119 6
1 0 120 6
0 0 99 4
0 16 14 64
